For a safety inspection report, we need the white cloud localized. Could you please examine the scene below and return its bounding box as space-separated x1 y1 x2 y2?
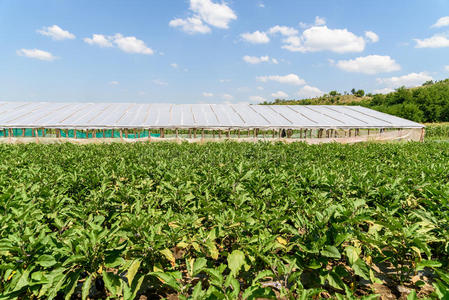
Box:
445 65 449 72
153 79 168 86
190 0 237 28
84 33 153 54
298 85 325 98
365 31 379 43
219 79 231 83
271 91 288 98
258 3 265 8
170 63 179 68
257 74 306 85
336 55 400 74
109 81 119 85
249 96 266 103
243 55 275 64
170 0 236 33
169 17 211 34
297 16 326 29
113 34 153 54
257 86 264 90
315 16 326 26
268 25 298 36
203 92 214 97
431 16 449 28
414 34 449 48
299 22 308 29
222 93 234 100
377 72 433 88
373 88 394 94
241 31 270 44
84 34 113 47
37 25 75 40
282 26 365 53
16 48 56 61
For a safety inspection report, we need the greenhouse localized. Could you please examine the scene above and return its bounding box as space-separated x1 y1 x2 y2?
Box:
0 101 425 143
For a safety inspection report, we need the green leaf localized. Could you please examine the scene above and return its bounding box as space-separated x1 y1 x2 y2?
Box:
320 245 341 259
327 271 345 290
37 254 57 267
123 274 144 300
13 269 30 291
344 246 359 265
31 271 45 282
227 250 245 277
47 272 66 300
102 272 121 296
149 272 181 292
436 269 449 285
229 277 240 299
62 255 85 266
433 279 449 298
206 241 219 260
64 271 81 300
160 248 176 265
192 281 204 300
205 268 224 287
407 290 417 300
307 260 321 269
126 259 141 286
193 257 207 276
352 259 370 281
241 286 277 300
416 260 442 271
105 249 126 268
81 274 92 300
252 270 274 285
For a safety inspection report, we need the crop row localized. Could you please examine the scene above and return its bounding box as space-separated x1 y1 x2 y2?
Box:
0 142 448 299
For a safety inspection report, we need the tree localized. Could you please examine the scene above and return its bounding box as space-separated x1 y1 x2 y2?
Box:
261 78 449 122
355 89 365 97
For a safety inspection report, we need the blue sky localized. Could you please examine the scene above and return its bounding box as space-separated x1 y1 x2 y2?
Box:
1 0 449 104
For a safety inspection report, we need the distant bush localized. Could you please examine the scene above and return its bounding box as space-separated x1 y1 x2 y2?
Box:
425 123 449 138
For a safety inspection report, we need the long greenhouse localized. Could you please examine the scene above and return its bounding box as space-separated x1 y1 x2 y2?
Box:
0 102 425 143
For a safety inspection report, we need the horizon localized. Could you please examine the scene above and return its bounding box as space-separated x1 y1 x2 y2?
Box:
1 0 448 104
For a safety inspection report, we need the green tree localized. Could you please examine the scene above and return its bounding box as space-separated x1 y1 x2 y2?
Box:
355 89 365 97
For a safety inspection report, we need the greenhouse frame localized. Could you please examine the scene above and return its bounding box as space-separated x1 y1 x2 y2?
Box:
0 102 425 143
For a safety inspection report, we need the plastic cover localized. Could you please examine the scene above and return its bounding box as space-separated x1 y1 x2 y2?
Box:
0 102 424 129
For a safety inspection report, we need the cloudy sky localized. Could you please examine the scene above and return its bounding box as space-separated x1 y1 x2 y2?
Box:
1 0 449 103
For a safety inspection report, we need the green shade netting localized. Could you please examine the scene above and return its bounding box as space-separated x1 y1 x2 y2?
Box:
0 129 160 139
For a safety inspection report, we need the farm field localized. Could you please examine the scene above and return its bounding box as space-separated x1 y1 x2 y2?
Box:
0 142 448 299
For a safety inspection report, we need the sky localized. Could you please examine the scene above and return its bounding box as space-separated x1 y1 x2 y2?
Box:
1 0 449 104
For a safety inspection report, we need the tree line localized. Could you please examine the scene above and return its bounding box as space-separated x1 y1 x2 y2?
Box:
264 79 449 123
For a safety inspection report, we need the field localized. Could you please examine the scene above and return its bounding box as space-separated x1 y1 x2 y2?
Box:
0 141 448 299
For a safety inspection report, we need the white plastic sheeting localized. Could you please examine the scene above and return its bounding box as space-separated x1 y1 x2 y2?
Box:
0 102 424 129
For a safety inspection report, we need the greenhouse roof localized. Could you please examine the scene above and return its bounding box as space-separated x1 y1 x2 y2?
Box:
0 102 424 129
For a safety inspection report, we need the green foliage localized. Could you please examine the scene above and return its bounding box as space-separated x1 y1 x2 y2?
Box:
425 123 449 139
265 79 449 123
0 142 448 298
355 89 365 97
